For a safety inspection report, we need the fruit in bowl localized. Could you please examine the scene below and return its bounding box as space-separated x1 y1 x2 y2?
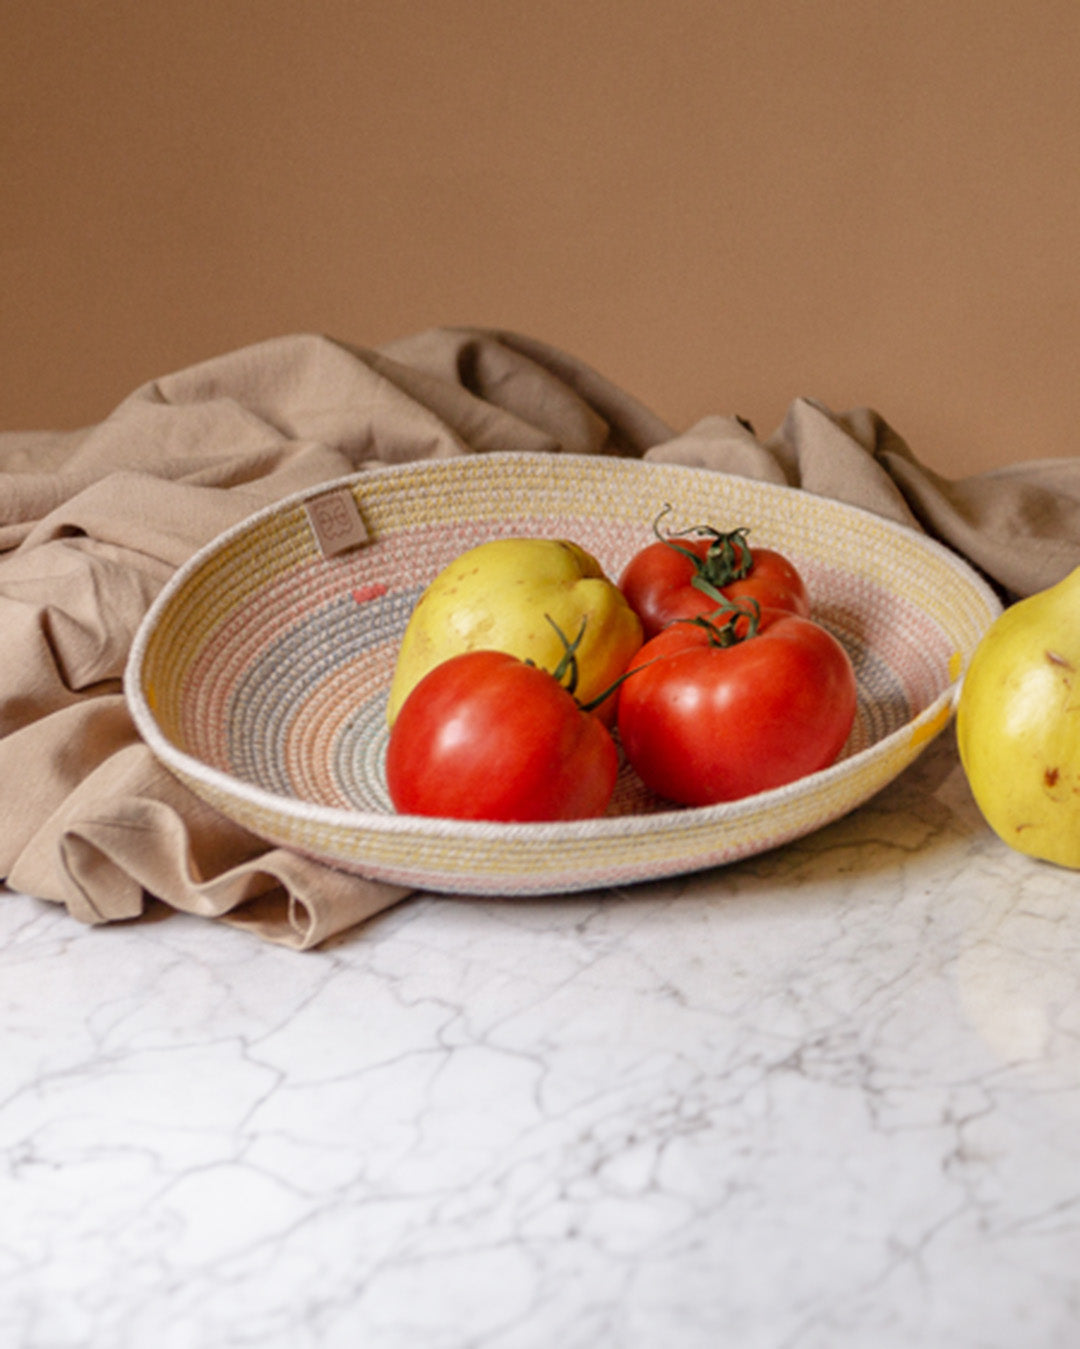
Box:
386 537 642 725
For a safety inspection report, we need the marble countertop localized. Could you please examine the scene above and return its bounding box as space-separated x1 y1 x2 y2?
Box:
4 726 1080 1349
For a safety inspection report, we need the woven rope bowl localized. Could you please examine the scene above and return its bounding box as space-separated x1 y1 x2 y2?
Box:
125 452 1002 895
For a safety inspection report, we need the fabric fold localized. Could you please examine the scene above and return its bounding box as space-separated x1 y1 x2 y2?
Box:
1 327 1077 947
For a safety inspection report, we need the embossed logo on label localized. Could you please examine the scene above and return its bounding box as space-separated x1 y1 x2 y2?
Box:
304 490 369 557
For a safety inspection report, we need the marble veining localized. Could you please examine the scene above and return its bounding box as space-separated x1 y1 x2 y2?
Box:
3 730 1080 1348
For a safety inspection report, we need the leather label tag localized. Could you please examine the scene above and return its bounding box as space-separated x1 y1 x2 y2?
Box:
304 490 369 557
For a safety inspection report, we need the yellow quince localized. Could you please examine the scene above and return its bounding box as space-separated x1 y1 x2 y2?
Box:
387 537 643 726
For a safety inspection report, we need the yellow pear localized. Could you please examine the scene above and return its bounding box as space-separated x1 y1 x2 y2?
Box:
386 538 643 725
957 565 1080 866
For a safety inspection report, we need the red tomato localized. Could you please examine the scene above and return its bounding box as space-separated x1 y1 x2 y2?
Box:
620 524 810 639
386 650 618 822
616 608 857 806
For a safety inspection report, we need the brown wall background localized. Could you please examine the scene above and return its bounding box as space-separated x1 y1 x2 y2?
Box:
3 0 1078 477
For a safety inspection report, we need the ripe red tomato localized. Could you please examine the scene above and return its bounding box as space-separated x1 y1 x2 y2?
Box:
386 650 618 822
616 607 857 805
620 522 810 639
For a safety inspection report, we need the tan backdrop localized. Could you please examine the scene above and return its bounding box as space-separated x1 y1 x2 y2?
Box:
3 0 1078 477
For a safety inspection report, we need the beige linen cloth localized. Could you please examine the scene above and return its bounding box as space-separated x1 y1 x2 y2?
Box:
2 327 1077 948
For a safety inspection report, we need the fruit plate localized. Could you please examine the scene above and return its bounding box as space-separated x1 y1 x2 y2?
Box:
124 451 1003 896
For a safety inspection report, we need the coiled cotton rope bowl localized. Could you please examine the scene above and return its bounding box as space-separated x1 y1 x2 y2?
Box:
125 451 1002 896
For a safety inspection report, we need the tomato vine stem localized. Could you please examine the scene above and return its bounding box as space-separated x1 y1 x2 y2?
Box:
652 504 754 592
541 612 654 715
682 593 762 647
544 613 587 696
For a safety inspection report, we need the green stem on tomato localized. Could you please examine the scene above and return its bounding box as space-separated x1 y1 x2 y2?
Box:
545 613 587 696
579 593 763 718
652 504 754 588
542 612 656 715
683 592 762 647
